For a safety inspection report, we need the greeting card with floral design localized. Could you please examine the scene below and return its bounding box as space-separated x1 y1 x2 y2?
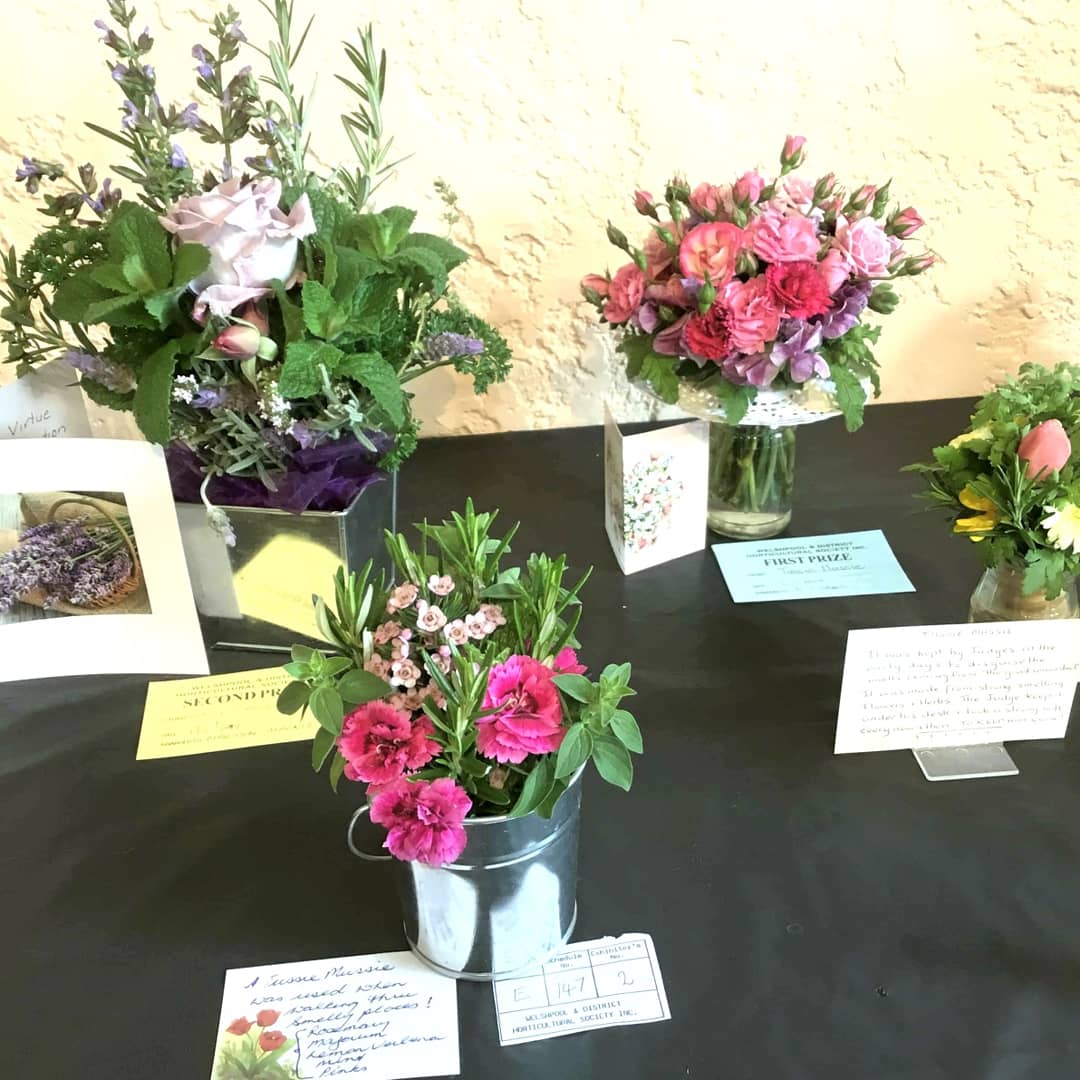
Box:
604 406 709 574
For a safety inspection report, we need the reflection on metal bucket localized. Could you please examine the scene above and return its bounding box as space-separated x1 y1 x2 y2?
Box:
350 766 584 982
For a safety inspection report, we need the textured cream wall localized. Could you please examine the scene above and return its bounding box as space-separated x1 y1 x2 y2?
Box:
1 0 1077 440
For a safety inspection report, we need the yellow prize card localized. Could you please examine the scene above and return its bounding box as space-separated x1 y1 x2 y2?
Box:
137 667 316 759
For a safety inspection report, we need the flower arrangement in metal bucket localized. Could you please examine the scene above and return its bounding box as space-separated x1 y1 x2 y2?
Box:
906 363 1080 599
580 135 935 430
278 501 643 867
2 0 511 524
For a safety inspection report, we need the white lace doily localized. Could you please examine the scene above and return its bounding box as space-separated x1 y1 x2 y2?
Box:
674 378 847 427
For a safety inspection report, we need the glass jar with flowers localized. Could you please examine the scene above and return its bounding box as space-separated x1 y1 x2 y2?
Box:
581 135 934 540
907 362 1080 622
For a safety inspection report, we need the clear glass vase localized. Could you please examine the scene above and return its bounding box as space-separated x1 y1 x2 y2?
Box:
708 423 796 540
968 564 1080 622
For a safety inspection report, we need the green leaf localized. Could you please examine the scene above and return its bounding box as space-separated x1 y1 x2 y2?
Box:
270 279 305 343
52 270 113 322
344 274 399 336
107 203 171 292
591 735 633 791
84 293 148 326
507 756 555 819
479 582 524 600
399 232 468 273
387 247 447 295
474 781 511 806
830 365 868 432
554 724 592 779
329 751 346 792
340 351 405 426
552 673 596 704
309 685 346 735
709 379 754 425
122 252 155 294
536 778 567 819
291 645 316 663
357 205 417 258
277 680 311 715
90 264 132 293
322 656 353 677
640 352 680 404
172 242 210 287
311 727 336 770
132 340 181 443
302 279 348 340
329 246 378 304
278 340 344 398
619 335 652 382
609 709 643 753
337 668 391 704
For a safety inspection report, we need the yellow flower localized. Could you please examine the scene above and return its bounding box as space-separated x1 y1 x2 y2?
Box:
1042 503 1080 555
949 425 992 448
953 484 999 542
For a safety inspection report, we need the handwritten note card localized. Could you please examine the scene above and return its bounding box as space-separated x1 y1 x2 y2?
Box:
492 934 671 1046
210 951 459 1080
713 529 914 603
137 667 314 759
0 359 91 440
835 621 1080 754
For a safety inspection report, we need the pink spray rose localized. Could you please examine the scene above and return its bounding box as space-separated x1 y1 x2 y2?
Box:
771 176 817 215
834 215 892 277
643 227 681 280
211 323 261 359
337 701 440 785
159 177 315 317
580 273 609 299
748 209 821 264
891 207 924 239
645 277 694 309
603 263 646 324
679 222 745 286
733 171 765 205
1018 419 1072 479
764 261 831 319
553 647 587 675
818 247 853 294
688 183 729 219
781 134 807 167
722 276 782 354
370 778 472 866
633 189 655 215
478 655 566 764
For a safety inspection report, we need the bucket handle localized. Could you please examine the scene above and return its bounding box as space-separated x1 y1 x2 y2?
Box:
346 805 393 862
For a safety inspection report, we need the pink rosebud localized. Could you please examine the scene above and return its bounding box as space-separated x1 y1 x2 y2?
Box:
849 184 877 212
633 189 656 215
732 171 765 206
891 207 924 239
781 134 807 167
1018 419 1072 480
906 252 936 275
580 273 609 300
688 182 727 219
212 323 261 359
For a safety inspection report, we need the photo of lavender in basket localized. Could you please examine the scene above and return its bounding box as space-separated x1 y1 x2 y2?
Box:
0 492 149 623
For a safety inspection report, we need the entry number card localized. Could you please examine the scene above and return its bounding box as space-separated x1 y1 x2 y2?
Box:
712 529 914 603
493 933 671 1046
835 620 1080 754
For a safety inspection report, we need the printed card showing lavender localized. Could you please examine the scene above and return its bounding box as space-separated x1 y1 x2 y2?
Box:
604 406 709 574
0 438 207 681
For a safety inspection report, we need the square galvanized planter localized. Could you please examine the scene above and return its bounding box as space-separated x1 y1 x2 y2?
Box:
175 474 396 652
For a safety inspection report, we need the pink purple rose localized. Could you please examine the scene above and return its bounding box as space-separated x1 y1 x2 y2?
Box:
722 275 782 354
337 701 440 786
370 777 472 866
747 209 821 264
603 263 646 324
477 654 565 764
1018 419 1072 479
678 222 745 286
833 214 892 277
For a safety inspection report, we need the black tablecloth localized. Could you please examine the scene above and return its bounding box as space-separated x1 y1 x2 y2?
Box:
4 398 1080 1080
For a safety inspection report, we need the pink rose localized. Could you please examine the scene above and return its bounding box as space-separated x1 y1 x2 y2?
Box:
645 277 694 310
580 273 609 299
212 323 261 359
849 184 877 212
722 275 782 354
689 183 730 219
891 207 924 239
733 171 765 205
748 209 821 264
834 215 891 277
818 248 853 294
772 177 817 215
633 189 655 215
370 778 472 866
1018 419 1072 479
337 702 440 786
678 222 745 286
478 655 565 764
603 263 646 324
781 134 807 167
643 228 681 280
159 178 315 317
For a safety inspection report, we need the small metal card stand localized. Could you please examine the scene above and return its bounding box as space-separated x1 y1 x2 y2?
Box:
912 743 1019 782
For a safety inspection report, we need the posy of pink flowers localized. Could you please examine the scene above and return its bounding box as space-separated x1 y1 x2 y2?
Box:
582 136 935 430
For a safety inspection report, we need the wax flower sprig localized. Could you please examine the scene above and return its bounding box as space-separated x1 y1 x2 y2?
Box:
278 500 643 866
906 362 1080 599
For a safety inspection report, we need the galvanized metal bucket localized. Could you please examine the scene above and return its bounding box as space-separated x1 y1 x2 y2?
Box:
174 474 396 652
348 767 584 981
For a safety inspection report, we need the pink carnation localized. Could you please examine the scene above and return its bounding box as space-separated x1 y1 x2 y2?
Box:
553 647 587 675
722 276 782 354
748 209 821 264
603 263 646 324
478 655 566 764
337 701 440 786
678 222 745 287
370 778 472 866
834 215 891 277
764 261 831 319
